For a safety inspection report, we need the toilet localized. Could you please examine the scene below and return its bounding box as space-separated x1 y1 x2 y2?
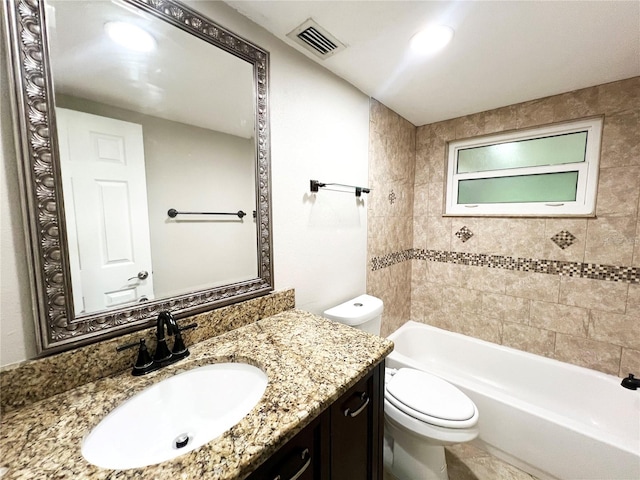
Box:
324 294 479 480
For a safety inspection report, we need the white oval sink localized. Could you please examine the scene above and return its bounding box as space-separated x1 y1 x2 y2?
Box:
82 362 268 470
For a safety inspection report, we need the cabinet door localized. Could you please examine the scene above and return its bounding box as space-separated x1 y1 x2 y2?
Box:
330 363 384 480
246 415 329 480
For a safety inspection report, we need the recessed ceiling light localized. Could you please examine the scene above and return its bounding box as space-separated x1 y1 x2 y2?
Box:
104 21 156 52
410 25 454 55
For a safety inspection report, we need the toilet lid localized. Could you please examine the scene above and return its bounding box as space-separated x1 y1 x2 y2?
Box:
385 368 475 422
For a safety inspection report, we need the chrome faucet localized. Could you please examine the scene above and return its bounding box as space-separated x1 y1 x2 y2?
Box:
621 373 640 390
117 311 196 376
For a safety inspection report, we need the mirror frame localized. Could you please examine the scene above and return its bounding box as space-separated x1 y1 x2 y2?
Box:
3 0 273 354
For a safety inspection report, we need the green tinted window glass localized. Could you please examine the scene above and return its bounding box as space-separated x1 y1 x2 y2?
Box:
457 171 579 204
457 132 587 173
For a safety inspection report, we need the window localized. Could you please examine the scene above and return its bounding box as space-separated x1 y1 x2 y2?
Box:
444 117 603 216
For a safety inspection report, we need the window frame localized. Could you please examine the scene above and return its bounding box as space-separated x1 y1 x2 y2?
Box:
444 116 604 217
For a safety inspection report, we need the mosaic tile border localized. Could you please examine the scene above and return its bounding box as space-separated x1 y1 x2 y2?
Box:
370 250 413 270
370 249 640 284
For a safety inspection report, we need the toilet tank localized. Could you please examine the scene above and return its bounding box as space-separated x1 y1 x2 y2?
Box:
323 294 383 336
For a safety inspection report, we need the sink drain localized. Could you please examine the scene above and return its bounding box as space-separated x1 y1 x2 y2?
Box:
174 434 190 449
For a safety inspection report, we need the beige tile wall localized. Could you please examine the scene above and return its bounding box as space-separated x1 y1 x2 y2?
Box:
369 77 640 377
367 99 415 336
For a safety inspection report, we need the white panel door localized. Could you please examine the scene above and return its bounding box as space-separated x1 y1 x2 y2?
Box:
56 108 154 314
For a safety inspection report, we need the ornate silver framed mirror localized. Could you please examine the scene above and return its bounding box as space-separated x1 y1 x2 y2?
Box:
3 0 273 354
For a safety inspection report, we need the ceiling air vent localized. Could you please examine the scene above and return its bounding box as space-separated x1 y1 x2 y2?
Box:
287 19 346 60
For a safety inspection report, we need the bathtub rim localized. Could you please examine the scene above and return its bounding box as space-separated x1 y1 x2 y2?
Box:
386 320 640 457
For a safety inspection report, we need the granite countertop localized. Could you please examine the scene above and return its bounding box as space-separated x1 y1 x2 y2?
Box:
0 310 393 479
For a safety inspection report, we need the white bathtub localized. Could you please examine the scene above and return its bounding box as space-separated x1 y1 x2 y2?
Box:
386 321 640 480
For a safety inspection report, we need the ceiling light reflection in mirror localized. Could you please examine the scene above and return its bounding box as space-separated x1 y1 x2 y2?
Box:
104 21 156 52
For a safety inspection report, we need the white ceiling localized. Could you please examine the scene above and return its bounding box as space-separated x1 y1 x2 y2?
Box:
226 0 640 126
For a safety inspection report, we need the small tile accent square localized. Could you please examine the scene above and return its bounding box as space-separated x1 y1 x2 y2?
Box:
455 226 474 243
551 230 577 250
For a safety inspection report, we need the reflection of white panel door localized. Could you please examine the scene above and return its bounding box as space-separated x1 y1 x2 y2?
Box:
56 108 154 314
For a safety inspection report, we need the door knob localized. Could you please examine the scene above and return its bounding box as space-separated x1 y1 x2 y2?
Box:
128 271 149 281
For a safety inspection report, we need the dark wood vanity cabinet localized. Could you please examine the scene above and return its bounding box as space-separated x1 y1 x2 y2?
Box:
246 415 328 479
246 361 384 480
329 361 384 480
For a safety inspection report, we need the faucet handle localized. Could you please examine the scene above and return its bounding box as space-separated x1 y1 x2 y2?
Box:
132 339 154 371
117 339 154 375
178 322 198 333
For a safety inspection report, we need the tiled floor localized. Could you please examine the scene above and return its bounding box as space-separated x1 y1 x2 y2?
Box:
445 443 538 480
384 443 539 480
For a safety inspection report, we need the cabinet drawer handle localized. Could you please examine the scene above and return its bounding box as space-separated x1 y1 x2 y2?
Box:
344 392 370 417
273 448 310 480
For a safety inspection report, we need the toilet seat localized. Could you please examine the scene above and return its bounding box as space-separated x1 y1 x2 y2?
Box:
385 368 478 429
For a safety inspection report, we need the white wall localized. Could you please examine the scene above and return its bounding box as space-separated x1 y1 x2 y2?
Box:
0 1 370 365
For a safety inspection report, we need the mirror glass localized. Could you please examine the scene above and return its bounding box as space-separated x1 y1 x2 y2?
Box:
4 0 272 353
46 0 257 315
